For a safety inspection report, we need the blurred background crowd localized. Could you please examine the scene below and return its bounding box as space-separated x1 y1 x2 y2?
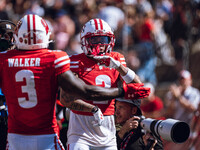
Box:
1 0 200 149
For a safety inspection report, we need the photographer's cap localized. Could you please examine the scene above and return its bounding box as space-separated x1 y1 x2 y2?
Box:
116 98 142 115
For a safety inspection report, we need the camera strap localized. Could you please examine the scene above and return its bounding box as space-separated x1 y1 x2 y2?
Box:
120 131 134 150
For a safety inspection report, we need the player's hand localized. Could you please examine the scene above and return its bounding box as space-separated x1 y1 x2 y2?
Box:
93 55 120 69
92 106 104 126
123 82 150 99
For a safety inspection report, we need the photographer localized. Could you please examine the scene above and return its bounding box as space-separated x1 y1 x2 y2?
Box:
115 98 163 150
0 19 15 150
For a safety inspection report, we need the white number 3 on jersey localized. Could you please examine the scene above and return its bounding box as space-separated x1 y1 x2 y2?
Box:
15 70 38 108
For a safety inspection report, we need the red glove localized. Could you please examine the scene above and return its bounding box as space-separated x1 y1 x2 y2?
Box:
123 82 151 99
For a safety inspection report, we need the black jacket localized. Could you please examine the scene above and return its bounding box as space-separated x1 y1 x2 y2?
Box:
116 127 163 150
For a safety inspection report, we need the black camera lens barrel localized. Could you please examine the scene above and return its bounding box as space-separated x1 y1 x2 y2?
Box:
168 120 190 143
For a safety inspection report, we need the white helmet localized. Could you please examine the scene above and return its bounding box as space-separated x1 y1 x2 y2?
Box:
14 14 51 50
80 18 115 56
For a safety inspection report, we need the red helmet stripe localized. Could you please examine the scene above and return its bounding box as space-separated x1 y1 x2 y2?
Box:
41 19 49 34
33 14 36 44
94 19 98 30
99 19 103 30
27 15 31 45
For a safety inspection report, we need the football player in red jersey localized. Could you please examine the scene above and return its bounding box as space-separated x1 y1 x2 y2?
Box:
0 15 150 150
60 18 147 150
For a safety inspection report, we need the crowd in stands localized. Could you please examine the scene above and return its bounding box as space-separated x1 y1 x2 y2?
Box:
1 0 200 149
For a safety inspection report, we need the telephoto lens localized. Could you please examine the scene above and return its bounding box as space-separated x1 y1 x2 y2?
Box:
140 117 190 143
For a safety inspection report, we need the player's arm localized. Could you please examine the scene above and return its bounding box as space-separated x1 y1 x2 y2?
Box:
59 72 97 112
116 63 142 83
58 70 123 101
60 88 96 112
58 70 150 103
60 88 104 126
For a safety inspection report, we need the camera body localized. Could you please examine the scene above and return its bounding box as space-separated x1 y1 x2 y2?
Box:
139 117 190 143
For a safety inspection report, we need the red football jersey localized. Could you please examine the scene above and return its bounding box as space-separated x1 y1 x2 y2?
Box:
0 49 70 135
70 52 126 116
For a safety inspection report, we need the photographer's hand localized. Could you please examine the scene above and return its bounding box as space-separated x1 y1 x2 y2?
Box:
118 116 140 139
143 132 157 150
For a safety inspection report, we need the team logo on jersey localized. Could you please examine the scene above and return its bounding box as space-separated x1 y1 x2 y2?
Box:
99 66 103 70
84 67 92 72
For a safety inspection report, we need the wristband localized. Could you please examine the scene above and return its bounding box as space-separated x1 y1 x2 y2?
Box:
91 106 98 113
121 68 135 83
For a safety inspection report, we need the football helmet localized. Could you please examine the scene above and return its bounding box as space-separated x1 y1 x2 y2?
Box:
80 18 115 56
14 14 51 50
0 20 16 51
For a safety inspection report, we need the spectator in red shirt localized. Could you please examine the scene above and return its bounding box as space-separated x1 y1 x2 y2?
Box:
140 82 165 120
